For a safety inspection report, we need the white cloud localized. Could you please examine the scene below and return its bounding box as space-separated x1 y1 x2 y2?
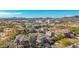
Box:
0 12 22 16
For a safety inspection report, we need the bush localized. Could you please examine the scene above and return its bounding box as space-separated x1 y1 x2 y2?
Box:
60 38 79 47
52 38 79 48
55 34 64 40
9 44 16 48
60 39 72 47
0 33 16 48
69 27 79 34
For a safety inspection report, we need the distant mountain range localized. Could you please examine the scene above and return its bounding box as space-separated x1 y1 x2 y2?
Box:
63 16 79 18
0 16 79 20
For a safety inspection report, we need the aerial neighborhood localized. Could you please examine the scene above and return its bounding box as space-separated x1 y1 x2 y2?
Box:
0 17 79 48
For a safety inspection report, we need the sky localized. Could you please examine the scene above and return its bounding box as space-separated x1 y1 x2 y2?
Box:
0 10 79 18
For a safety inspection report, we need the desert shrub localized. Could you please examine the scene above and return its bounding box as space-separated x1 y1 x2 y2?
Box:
0 33 16 48
59 38 79 47
52 38 79 48
55 34 64 40
69 27 79 34
9 44 16 48
60 39 72 47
